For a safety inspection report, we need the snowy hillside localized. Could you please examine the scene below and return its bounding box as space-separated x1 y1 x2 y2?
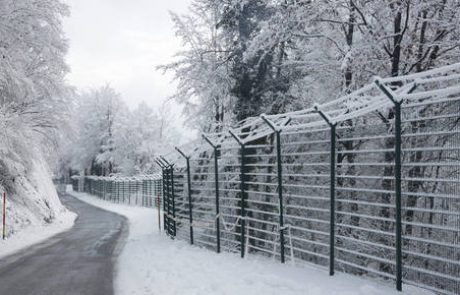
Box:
0 151 73 242
0 0 76 254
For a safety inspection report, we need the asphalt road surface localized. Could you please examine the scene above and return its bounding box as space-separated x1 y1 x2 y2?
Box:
0 193 127 295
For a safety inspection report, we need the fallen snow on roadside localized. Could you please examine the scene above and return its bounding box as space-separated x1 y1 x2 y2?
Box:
68 189 431 295
0 209 77 259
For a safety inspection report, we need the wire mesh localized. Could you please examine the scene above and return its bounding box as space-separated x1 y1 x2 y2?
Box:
162 63 460 294
71 175 162 209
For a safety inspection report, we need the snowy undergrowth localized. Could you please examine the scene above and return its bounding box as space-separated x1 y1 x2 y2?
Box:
68 188 432 295
0 155 77 258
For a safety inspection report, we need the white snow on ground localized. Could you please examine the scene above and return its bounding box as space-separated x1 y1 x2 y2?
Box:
68 189 432 295
0 209 76 259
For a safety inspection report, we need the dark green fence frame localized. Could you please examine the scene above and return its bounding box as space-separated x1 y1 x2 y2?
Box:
71 174 162 211
157 64 460 295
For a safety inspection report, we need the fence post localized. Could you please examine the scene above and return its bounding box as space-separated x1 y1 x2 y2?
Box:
202 135 222 253
155 178 162 231
175 147 194 245
117 180 120 203
108 180 111 201
2 192 6 240
163 170 169 234
137 179 140 206
156 159 168 233
142 180 145 206
229 130 247 258
260 115 291 263
122 180 126 204
374 79 417 291
170 167 176 237
127 178 129 205
162 168 168 233
314 105 337 276
161 157 176 238
103 179 106 200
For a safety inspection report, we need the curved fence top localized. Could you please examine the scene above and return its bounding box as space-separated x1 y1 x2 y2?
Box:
162 62 460 165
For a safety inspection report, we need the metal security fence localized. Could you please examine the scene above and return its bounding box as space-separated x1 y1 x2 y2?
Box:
71 175 162 208
158 63 460 295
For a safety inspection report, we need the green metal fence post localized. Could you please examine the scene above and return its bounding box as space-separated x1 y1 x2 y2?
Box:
202 135 221 253
170 167 176 237
175 147 194 245
122 180 126 204
137 179 140 206
164 169 170 235
229 130 246 258
117 180 120 203
128 180 131 205
156 159 168 233
329 124 337 276
161 157 176 238
142 180 145 207
162 168 168 233
314 105 337 276
375 79 417 292
394 102 403 291
260 115 291 263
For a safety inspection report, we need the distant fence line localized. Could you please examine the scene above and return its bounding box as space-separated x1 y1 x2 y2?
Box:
158 63 460 294
71 175 162 208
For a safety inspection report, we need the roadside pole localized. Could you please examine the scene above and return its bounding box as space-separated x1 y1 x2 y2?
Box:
3 192 6 240
157 195 161 232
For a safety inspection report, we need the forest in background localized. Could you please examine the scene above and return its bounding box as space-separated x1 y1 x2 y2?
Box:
0 0 178 236
163 0 460 130
0 0 180 181
59 86 179 177
160 1 460 294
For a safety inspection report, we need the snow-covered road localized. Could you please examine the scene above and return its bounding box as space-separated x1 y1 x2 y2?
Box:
70 190 432 295
0 193 126 295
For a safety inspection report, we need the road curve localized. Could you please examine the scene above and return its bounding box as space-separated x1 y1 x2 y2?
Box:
0 193 127 295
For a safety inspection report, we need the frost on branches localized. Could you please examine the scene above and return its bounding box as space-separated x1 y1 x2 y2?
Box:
0 0 72 238
62 86 178 177
165 0 460 130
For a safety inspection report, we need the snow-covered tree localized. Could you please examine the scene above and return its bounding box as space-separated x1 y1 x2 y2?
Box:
68 86 125 176
65 86 178 176
0 0 70 181
165 0 460 129
112 101 172 175
159 0 236 131
0 0 72 237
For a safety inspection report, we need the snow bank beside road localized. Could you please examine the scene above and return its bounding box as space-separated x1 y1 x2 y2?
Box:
0 153 77 259
68 189 432 295
0 208 76 259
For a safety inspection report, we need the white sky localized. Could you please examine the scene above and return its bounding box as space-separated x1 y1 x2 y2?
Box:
63 0 193 136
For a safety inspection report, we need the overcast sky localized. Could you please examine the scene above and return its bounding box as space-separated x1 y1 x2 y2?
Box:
63 0 192 134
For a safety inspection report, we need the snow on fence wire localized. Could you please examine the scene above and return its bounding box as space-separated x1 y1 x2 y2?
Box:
71 175 163 208
158 63 460 295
